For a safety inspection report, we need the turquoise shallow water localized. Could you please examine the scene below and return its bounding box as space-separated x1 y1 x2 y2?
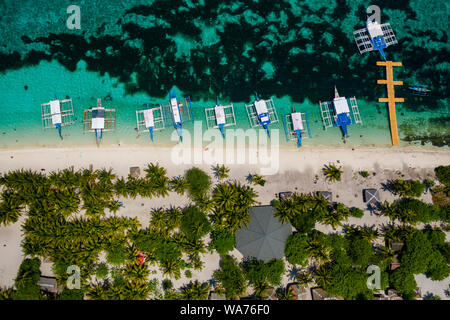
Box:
0 0 448 149
0 59 447 149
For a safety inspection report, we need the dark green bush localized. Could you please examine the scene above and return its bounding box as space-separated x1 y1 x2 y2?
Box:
186 168 211 200
291 213 316 233
213 255 246 299
393 180 425 198
242 258 285 287
209 230 236 256
350 207 364 218
435 165 450 186
284 233 309 266
181 206 211 240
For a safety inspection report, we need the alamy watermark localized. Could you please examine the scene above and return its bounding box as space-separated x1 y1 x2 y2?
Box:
66 5 81 30
170 121 280 175
366 265 381 290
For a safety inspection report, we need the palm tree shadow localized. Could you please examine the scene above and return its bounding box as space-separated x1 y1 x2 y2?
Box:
287 266 300 281
246 174 254 184
381 180 396 194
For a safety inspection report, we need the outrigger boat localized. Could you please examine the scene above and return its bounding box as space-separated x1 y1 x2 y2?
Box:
319 87 362 143
245 93 279 137
353 18 398 61
283 107 312 147
409 85 431 96
159 90 193 143
204 97 236 138
83 98 116 144
136 103 165 141
41 95 75 139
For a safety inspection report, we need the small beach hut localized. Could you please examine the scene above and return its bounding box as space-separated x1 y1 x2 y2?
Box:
288 284 309 300
136 103 165 141
283 107 312 147
319 87 362 142
83 98 116 144
37 276 61 294
209 292 226 300
353 18 398 60
129 166 140 178
317 191 332 202
159 90 193 142
278 191 293 201
363 188 380 206
41 97 75 139
205 97 236 138
245 94 279 137
311 287 344 300
235 206 292 262
389 241 404 271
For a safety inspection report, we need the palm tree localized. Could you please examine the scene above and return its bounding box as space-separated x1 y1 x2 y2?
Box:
212 183 237 211
160 259 182 279
380 201 399 220
323 163 343 182
314 265 332 287
180 280 210 300
170 176 189 195
321 209 344 230
273 197 300 223
295 270 315 288
213 164 230 180
306 236 331 265
0 190 24 226
123 262 150 283
97 168 116 185
276 286 295 300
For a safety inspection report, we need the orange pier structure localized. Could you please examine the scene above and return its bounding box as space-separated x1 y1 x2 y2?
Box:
377 61 404 146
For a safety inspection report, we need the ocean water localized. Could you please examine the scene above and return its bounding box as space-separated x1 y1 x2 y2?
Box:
0 0 448 149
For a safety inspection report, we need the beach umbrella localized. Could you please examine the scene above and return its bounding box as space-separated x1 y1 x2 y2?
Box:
236 206 293 262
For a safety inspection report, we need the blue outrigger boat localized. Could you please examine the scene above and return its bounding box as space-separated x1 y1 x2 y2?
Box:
245 94 279 138
159 90 193 143
40 94 75 140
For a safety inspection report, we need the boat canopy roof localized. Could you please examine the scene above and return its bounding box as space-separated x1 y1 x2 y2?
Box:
291 112 304 131
255 100 268 115
215 105 226 125
333 97 350 114
143 109 155 128
50 100 62 125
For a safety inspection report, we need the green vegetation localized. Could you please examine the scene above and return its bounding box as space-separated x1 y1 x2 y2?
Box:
106 243 128 266
358 171 370 178
323 164 343 182
12 258 42 300
59 288 85 300
180 207 212 241
179 280 210 300
249 174 266 186
213 164 230 180
209 230 236 256
435 165 450 186
95 263 109 279
243 258 285 289
185 270 192 278
210 182 257 233
186 167 211 201
380 198 447 224
284 233 309 266
213 255 246 299
169 176 189 195
393 180 426 198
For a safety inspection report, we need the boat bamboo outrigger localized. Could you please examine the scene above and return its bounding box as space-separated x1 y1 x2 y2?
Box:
245 94 279 137
319 87 362 142
159 90 193 143
41 96 75 139
408 85 430 97
283 107 312 147
136 103 165 141
83 98 116 144
353 18 398 61
204 97 236 138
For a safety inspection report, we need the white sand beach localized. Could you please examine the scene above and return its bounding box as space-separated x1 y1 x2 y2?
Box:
0 145 449 298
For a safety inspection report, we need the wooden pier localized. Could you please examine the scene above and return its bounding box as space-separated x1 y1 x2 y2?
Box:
377 61 404 146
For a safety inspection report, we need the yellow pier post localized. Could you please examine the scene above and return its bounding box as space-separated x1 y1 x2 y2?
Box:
376 61 404 146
